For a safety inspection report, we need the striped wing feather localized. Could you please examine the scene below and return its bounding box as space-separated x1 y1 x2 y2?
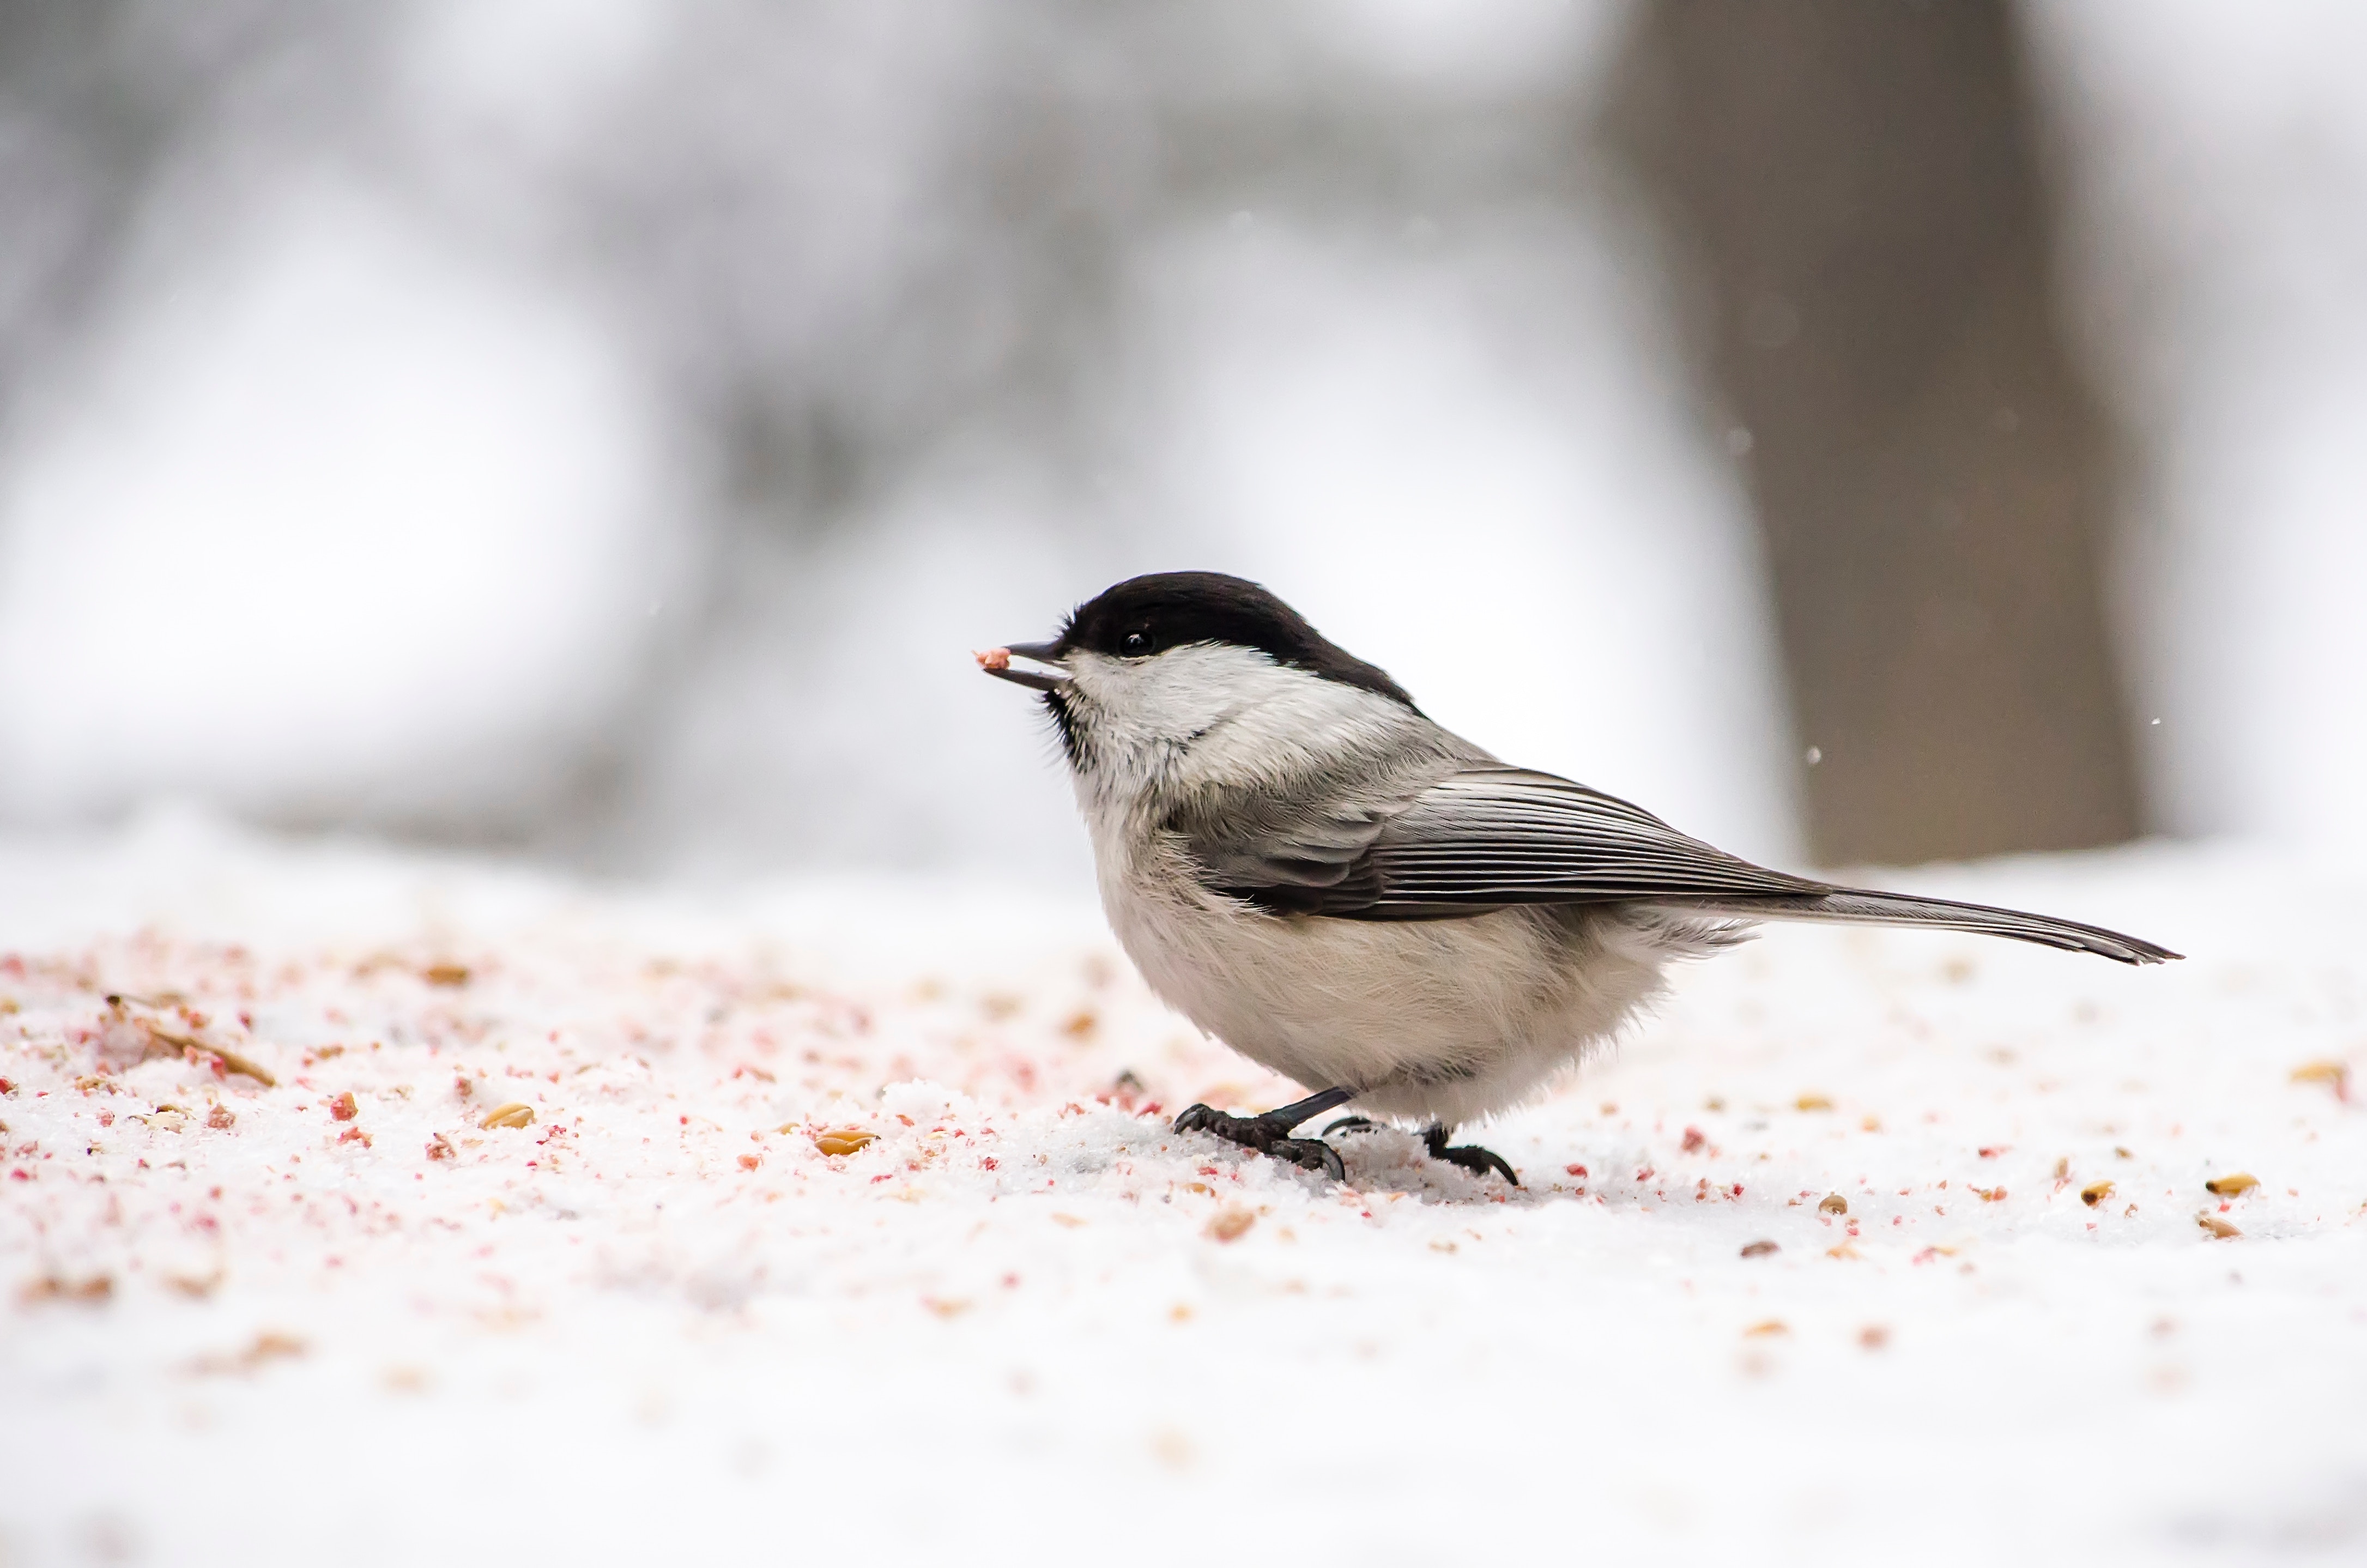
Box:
1188 766 2176 965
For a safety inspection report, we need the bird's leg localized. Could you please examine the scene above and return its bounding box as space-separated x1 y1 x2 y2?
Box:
1423 1124 1520 1186
1173 1087 1355 1181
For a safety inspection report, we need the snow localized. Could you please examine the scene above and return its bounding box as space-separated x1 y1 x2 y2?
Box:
2 814 2364 1565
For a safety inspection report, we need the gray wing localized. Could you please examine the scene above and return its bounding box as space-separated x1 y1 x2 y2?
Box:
1176 765 1819 918
1173 765 2178 964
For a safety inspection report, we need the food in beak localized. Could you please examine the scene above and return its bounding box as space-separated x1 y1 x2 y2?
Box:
974 644 1070 691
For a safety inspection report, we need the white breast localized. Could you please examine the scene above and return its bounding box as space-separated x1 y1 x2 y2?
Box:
1095 836 1674 1125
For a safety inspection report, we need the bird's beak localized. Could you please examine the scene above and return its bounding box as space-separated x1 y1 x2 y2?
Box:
974 639 1070 692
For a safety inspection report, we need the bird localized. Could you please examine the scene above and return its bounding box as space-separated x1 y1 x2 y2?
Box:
977 571 2177 1186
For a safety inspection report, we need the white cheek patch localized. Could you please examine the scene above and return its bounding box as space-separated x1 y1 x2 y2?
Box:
1065 642 1419 794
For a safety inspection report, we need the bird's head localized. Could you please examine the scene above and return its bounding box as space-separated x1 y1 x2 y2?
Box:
976 571 1419 788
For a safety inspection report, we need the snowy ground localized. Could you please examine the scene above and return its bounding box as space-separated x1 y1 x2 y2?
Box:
1 814 2363 1566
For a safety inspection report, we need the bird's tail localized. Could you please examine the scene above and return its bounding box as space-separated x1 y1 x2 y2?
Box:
1644 888 2179 966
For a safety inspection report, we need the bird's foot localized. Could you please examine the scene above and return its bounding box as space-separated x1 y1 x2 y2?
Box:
1173 1089 1354 1181
1327 1115 1520 1186
1424 1124 1520 1186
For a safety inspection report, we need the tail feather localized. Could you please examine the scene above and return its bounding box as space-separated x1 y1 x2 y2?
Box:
1646 887 2180 966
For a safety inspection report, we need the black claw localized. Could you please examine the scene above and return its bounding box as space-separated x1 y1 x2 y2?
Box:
1443 1145 1521 1186
1323 1115 1382 1137
1271 1136 1346 1181
1423 1124 1520 1186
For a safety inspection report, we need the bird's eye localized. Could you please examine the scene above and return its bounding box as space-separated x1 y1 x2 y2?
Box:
1120 629 1152 656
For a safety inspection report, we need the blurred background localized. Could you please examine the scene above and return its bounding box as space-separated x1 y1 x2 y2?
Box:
0 0 2360 892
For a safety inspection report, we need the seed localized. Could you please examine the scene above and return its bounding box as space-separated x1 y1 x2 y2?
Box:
812 1127 876 1156
2203 1173 2258 1197
1742 1319 1788 1337
2081 1180 2115 1207
478 1102 534 1131
1795 1093 1833 1112
1818 1192 1847 1215
2291 1061 2351 1100
2196 1213 2240 1240
1204 1208 1256 1243
1740 1239 1779 1258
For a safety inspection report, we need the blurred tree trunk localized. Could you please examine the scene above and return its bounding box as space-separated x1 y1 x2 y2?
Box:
1605 1 2140 865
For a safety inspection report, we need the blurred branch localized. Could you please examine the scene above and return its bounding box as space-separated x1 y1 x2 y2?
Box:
0 2 385 428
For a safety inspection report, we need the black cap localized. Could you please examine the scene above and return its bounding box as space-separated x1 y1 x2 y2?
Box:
1055 572 1418 712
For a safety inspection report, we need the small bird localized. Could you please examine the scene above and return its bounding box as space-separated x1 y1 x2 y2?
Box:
978 572 2177 1185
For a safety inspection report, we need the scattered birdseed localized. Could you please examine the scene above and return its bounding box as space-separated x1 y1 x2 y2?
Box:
1740 1240 1779 1258
478 1103 535 1131
2196 1214 2241 1240
2203 1173 2258 1197
2082 1182 2116 1207
813 1127 876 1156
1818 1193 1847 1215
